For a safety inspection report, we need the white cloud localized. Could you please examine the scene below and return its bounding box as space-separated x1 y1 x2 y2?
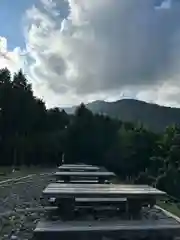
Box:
22 0 180 107
0 37 25 73
136 84 180 108
2 0 180 108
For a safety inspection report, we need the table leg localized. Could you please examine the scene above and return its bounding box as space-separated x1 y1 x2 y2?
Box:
57 197 75 220
64 176 70 183
127 199 142 219
99 178 105 184
149 198 156 208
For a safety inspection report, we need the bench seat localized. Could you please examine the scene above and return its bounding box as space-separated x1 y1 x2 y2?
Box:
34 220 180 240
76 197 127 203
48 197 127 206
56 180 105 184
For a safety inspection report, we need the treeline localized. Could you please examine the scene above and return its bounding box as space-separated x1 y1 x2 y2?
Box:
0 68 69 166
0 68 180 198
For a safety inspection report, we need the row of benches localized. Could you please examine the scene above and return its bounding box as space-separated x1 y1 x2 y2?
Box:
34 164 175 240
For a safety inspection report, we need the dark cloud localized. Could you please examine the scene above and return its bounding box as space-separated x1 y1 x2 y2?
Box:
26 0 180 98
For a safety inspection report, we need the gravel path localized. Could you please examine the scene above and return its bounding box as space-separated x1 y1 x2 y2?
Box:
0 171 54 240
0 175 36 186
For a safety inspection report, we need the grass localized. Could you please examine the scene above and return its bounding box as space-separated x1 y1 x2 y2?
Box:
158 200 180 218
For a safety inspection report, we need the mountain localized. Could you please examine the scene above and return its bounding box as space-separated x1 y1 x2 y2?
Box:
63 99 180 132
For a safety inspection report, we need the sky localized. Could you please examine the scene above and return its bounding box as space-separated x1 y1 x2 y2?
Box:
1 0 180 108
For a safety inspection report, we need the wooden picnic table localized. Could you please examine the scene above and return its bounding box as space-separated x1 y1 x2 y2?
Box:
43 183 166 199
53 171 115 183
43 183 166 219
58 165 100 172
59 164 93 167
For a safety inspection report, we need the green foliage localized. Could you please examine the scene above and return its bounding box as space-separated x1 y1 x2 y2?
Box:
0 68 68 166
0 67 180 199
66 99 180 132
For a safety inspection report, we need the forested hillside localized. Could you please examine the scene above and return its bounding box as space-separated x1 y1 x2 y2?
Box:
64 99 180 132
0 68 180 199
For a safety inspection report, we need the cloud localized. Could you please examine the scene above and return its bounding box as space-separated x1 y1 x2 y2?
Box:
22 0 180 107
1 0 180 108
0 37 25 72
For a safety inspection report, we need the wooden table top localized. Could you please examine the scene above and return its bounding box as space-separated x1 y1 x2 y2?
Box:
43 183 166 199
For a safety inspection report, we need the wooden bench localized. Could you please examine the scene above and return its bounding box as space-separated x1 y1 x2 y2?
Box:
58 165 100 172
56 180 110 184
47 197 156 220
43 184 165 220
47 197 127 220
48 197 126 206
76 197 127 206
34 220 180 240
54 171 115 183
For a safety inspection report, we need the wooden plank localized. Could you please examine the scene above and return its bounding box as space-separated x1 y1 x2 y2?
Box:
61 164 93 166
59 164 93 168
76 197 126 203
48 183 153 189
43 183 166 199
58 165 99 171
34 219 180 240
53 171 115 183
54 171 115 177
54 171 115 183
56 180 103 184
75 197 127 208
48 197 127 204
48 197 126 209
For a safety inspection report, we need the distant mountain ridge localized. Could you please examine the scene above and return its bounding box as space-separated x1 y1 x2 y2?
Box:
63 99 180 131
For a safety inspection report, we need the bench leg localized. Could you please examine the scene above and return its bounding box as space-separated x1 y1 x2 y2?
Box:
98 178 105 184
127 199 142 219
141 198 156 208
64 176 70 183
57 197 75 220
149 198 156 208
